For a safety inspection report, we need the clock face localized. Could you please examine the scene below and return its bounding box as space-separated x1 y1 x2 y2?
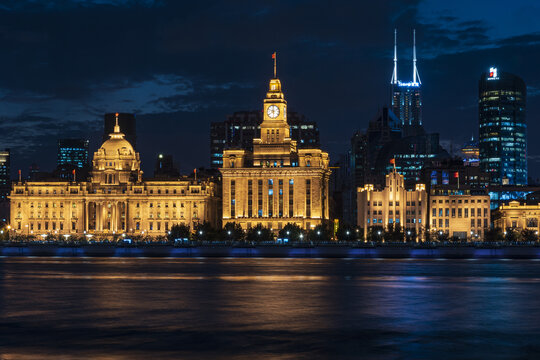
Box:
267 105 280 119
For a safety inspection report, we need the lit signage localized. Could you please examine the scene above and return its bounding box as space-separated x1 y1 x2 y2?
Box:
397 81 420 87
488 67 499 80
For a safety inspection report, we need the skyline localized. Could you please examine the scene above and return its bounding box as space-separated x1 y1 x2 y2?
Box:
0 0 540 178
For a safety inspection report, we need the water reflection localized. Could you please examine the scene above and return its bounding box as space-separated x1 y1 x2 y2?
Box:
1 258 540 359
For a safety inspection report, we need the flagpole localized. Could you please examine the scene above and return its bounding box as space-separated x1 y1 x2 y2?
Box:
273 52 277 78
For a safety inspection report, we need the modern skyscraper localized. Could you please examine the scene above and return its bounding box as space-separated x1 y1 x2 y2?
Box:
104 113 136 149
210 111 320 169
57 139 89 176
391 29 422 136
478 68 527 185
0 149 9 225
0 149 10 200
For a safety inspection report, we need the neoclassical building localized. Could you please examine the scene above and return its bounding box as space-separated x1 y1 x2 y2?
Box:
493 201 539 232
10 118 219 237
220 74 331 231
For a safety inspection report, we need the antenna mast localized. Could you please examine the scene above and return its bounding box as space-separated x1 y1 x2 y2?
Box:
391 29 398 84
413 29 421 85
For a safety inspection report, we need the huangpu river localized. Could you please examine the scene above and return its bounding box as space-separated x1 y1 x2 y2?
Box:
2 257 540 359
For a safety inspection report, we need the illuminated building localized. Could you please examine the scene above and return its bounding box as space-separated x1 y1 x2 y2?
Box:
357 168 427 240
220 64 331 231
0 149 10 201
0 149 10 225
210 111 320 169
429 188 490 240
479 68 527 185
10 117 219 237
421 158 490 192
391 29 422 136
104 113 136 149
461 136 480 166
350 30 448 190
57 139 89 180
493 201 540 232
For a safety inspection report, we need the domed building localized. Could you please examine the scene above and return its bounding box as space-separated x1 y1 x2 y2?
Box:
10 115 220 238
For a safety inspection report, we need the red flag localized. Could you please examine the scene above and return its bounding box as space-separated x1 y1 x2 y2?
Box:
72 169 76 176
272 52 276 59
454 171 459 178
389 158 395 165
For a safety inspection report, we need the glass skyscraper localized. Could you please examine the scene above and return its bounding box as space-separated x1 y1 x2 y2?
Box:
57 139 89 180
478 68 527 185
0 149 10 200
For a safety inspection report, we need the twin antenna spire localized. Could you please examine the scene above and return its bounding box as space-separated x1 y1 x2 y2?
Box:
391 29 421 85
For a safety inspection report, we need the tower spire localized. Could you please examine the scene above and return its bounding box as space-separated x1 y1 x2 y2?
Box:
413 29 421 85
391 29 398 85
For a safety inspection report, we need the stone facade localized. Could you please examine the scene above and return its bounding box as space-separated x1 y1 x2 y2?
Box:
358 168 427 240
10 118 219 238
494 201 539 232
429 188 490 240
220 77 331 231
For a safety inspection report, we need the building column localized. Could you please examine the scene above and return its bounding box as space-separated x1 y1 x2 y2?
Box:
124 201 128 233
96 202 101 232
85 201 89 233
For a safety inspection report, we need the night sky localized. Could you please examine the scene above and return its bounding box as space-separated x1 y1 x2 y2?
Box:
1 0 540 179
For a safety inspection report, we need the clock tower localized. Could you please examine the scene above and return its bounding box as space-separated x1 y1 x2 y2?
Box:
261 78 290 144
220 56 331 233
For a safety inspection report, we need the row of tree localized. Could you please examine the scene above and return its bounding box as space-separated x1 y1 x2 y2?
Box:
167 222 363 242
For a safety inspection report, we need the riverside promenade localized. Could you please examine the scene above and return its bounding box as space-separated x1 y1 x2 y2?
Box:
2 242 540 259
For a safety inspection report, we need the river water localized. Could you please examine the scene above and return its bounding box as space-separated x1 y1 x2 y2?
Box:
1 257 540 359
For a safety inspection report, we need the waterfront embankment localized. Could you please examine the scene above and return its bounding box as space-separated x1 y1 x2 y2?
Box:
2 243 540 258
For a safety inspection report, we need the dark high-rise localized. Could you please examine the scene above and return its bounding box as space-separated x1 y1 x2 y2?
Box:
210 110 320 168
104 113 136 149
478 68 527 185
154 153 180 178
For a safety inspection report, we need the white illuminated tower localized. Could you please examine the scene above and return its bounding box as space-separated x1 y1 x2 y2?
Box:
391 29 423 134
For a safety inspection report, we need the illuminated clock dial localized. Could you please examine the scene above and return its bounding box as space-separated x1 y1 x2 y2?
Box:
267 105 280 119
